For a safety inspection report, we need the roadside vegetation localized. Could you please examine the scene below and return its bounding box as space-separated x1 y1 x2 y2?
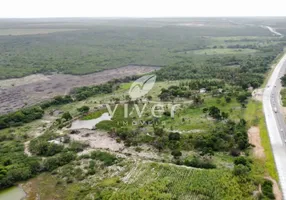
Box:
245 100 278 181
280 87 286 107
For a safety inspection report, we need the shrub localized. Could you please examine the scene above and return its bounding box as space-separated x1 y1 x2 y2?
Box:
43 152 76 171
233 164 250 176
29 140 64 156
168 132 181 141
62 112 72 121
0 106 44 130
184 156 216 169
230 149 241 157
90 151 117 166
68 141 88 152
261 180 275 199
171 150 182 158
77 106 90 113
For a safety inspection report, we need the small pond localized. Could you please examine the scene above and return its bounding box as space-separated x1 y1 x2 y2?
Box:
70 113 111 130
0 186 26 200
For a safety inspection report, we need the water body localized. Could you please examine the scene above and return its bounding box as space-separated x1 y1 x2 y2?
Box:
70 113 111 130
0 186 26 200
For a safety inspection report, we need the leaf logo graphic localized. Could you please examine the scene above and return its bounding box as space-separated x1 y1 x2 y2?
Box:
129 75 156 100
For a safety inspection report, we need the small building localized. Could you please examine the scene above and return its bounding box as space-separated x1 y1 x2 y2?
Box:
199 88 206 93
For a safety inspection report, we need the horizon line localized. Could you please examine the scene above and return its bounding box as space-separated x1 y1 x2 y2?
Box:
0 16 286 19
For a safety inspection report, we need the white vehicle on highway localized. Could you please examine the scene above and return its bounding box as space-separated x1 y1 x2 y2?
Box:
273 107 278 113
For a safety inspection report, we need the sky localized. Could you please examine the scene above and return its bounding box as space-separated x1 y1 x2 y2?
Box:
0 0 286 18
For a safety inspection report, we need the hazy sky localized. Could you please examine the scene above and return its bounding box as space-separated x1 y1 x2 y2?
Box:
1 0 286 18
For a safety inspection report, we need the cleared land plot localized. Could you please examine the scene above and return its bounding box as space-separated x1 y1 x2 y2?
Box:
0 66 158 114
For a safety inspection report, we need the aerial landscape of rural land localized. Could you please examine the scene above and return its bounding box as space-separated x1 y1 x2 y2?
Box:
1 1 286 200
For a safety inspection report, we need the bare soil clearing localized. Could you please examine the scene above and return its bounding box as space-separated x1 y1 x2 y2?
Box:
69 129 124 151
252 89 264 102
248 126 265 159
69 129 162 160
0 66 158 114
24 141 32 157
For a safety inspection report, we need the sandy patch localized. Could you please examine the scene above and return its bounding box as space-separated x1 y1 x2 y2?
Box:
248 126 265 159
282 107 286 117
69 128 162 161
24 141 32 157
121 144 162 160
252 89 264 102
0 74 50 89
69 129 124 151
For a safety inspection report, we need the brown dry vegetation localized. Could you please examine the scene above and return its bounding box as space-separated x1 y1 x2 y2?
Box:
0 66 158 114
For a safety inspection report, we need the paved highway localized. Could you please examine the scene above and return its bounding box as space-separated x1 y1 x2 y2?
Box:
263 53 286 199
262 25 284 37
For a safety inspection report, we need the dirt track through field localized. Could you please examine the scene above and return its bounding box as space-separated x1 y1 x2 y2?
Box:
248 126 265 159
0 65 159 114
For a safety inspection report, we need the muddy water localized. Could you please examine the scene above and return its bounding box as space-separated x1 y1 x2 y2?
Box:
70 113 111 130
0 186 26 200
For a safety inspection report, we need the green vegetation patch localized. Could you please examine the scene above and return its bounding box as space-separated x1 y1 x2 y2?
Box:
280 88 286 106
190 48 258 55
66 162 257 200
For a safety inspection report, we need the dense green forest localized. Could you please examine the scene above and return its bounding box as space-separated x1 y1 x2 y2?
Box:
0 18 281 79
